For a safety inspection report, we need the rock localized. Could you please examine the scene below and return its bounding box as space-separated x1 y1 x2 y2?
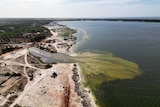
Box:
73 64 77 67
51 72 58 78
81 100 89 107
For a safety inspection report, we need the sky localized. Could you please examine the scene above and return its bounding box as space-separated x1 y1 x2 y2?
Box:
0 0 160 18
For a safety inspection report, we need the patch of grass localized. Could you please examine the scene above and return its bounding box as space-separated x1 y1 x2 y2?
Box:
59 28 76 37
4 72 11 76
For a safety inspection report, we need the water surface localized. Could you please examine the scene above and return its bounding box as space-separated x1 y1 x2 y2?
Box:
60 21 160 107
29 47 75 63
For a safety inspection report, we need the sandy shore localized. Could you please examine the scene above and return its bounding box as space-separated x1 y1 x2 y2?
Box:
45 24 97 107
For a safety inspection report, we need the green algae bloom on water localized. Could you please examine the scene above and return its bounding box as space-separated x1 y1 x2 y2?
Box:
75 51 143 106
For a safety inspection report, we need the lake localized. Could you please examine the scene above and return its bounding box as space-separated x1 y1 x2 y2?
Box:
60 21 160 107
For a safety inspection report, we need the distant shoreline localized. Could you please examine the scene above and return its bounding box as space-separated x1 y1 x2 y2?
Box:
0 18 160 23
58 18 160 23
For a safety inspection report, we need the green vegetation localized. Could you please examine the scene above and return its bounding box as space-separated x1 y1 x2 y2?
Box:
0 24 48 42
4 72 22 77
1 46 21 54
45 64 52 69
4 72 11 76
0 19 52 43
74 52 143 106
59 28 76 37
0 18 52 25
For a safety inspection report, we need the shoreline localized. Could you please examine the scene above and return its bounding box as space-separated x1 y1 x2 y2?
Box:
65 26 97 107
76 64 97 107
46 22 97 107
68 32 97 107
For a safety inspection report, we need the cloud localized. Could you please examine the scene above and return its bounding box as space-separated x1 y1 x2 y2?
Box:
0 0 160 18
65 0 160 6
0 0 64 6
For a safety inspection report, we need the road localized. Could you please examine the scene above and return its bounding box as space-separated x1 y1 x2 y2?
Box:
0 49 49 107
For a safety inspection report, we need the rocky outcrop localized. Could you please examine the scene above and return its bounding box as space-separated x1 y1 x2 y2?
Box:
72 64 92 107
